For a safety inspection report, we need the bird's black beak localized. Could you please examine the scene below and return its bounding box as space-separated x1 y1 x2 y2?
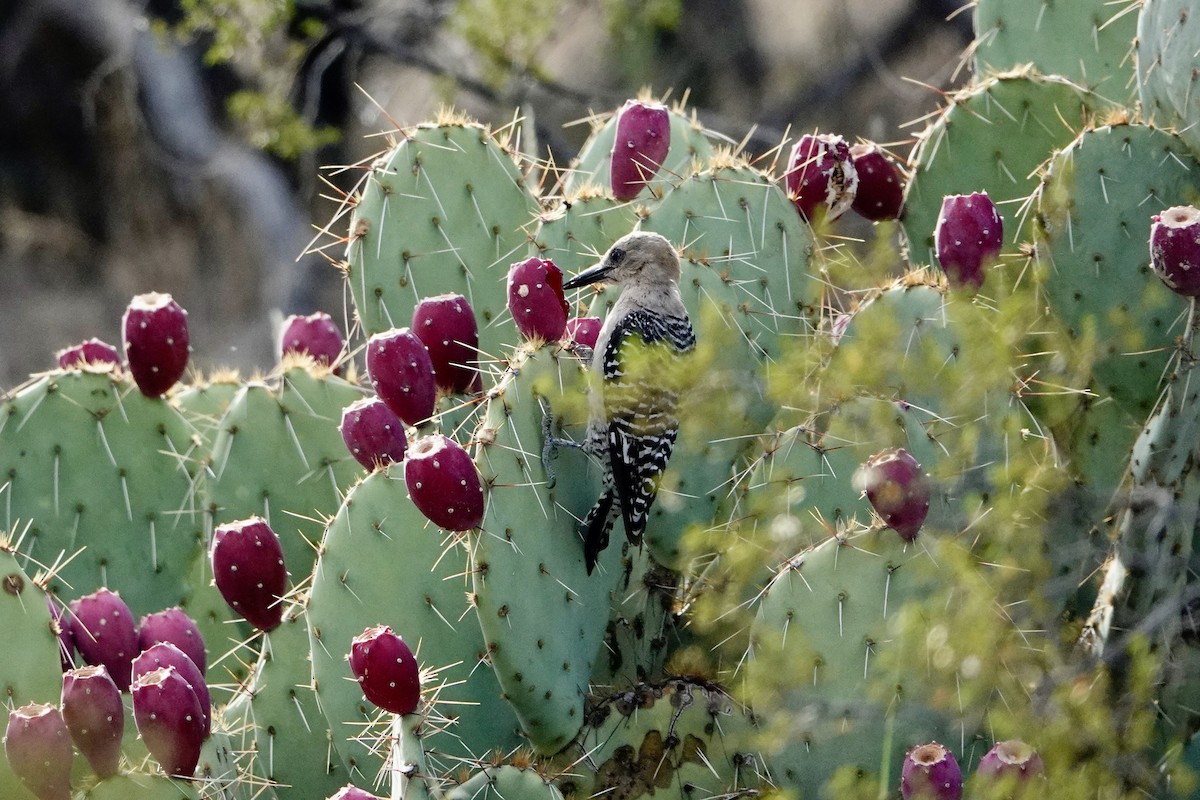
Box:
563 260 614 290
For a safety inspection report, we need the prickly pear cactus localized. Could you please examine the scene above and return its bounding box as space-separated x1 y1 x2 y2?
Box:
1137 0 1200 155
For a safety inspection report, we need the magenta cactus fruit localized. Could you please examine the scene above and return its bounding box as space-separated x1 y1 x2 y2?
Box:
122 292 189 397
68 588 139 691
784 133 859 222
340 397 408 470
1150 205 1200 297
610 99 671 201
210 516 288 633
934 192 1003 291
132 643 211 738
849 143 904 221
853 448 931 542
56 338 121 370
61 665 123 778
131 666 205 779
348 625 421 715
508 257 569 343
328 786 384 800
411 294 481 394
366 328 438 427
280 311 345 370
47 595 74 671
976 739 1044 782
137 607 207 676
901 742 963 800
564 316 602 350
4 703 73 800
404 434 485 531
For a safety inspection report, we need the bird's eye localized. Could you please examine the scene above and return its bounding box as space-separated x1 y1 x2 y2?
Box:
609 248 626 265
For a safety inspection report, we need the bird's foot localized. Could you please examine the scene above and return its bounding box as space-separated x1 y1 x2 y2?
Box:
539 397 580 489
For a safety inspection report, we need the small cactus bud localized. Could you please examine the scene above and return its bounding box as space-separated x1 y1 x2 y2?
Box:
137 607 207 676
56 338 121 370
784 133 859 222
61 665 123 778
934 192 1003 291
348 625 421 716
5 703 73 800
341 397 408 470
411 294 481 395
853 448 931 542
976 739 1044 782
508 257 569 343
280 311 345 370
1150 205 1200 297
404 434 485 532
850 143 904 221
210 517 288 633
564 316 602 350
901 741 962 800
68 588 139 691
131 666 205 779
610 99 671 201
367 328 438 427
122 292 189 397
132 643 211 738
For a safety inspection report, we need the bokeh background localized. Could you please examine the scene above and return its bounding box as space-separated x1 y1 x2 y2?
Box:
0 0 971 385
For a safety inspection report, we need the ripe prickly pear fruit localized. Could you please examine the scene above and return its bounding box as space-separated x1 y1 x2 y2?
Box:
976 739 1044 782
47 595 74 671
508 257 569 343
210 517 288 633
934 192 1003 291
411 294 481 395
565 316 602 350
61 665 123 778
1150 205 1200 297
4 703 73 800
137 607 207 676
56 338 121 370
340 397 408 470
367 328 437 427
68 588 139 691
328 786 384 800
131 666 205 779
122 292 189 397
901 741 962 800
784 133 859 222
610 99 671 201
348 625 421 715
132 643 211 738
853 448 931 542
404 434 484 531
280 311 345 370
849 143 904 221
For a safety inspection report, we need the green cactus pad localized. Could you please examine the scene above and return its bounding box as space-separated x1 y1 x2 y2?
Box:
1032 123 1200 420
446 764 563 800
0 368 204 614
344 119 539 362
171 371 243 457
307 465 522 779
80 773 200 800
531 191 645 276
1137 0 1200 155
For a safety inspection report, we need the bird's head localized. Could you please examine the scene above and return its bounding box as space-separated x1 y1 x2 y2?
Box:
563 231 681 290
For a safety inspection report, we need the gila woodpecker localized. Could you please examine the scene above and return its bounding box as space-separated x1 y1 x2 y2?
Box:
562 231 696 573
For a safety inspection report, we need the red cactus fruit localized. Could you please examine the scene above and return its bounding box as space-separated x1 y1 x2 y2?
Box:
366 328 438 427
901 741 963 800
508 257 569 343
137 607 207 676
411 294 481 395
280 311 345 370
976 739 1044 782
328 785 385 800
131 666 205 779
68 588 139 691
934 192 1003 291
341 397 408 470
210 517 288 633
56 338 121 370
404 434 485 531
784 133 859 222
47 595 74 671
1150 205 1200 297
61 665 123 778
132 643 211 738
610 99 671 201
348 625 421 716
849 143 904 221
564 316 603 350
853 448 931 542
122 292 189 397
5 703 73 800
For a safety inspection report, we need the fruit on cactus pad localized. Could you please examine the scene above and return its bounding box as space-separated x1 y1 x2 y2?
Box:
784 133 859 222
132 642 211 738
61 665 123 778
56 338 121 370
5 703 73 800
211 517 288 632
610 99 671 201
850 142 904 221
934 192 1003 291
565 316 602 350
68 588 139 691
131 666 205 779
901 741 962 800
976 739 1044 782
349 625 421 716
411 294 481 394
367 328 438 426
137 607 207 676
1150 205 1200 297
280 311 345 369
122 292 189 396
508 257 569 343
404 434 485 531
340 396 408 470
853 448 931 542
